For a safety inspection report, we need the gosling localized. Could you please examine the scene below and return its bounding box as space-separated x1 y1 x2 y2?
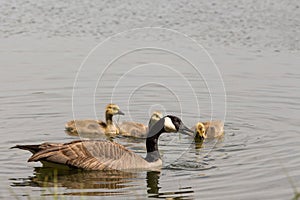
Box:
118 111 163 138
194 120 224 141
65 104 124 137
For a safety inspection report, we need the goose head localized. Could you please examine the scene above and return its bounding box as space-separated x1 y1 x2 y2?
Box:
146 115 194 162
148 115 193 137
195 122 207 140
105 104 124 116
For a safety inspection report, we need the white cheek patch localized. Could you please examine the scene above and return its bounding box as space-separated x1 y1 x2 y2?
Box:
164 117 177 132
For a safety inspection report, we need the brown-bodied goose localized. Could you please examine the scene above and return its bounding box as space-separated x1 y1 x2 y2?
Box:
11 115 193 171
118 111 163 138
65 104 124 137
193 120 224 141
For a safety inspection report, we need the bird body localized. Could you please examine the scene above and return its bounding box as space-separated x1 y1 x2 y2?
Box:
193 120 224 140
14 140 160 170
65 104 124 137
118 121 147 138
118 111 162 138
12 115 193 171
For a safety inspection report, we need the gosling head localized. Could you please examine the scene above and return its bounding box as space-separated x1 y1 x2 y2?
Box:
105 104 124 116
148 115 193 137
151 111 163 122
195 122 207 140
148 111 163 129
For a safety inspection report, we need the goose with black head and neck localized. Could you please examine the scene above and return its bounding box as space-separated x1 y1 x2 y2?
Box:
11 115 193 171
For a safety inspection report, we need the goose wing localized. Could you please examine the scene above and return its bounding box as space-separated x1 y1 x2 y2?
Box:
27 140 147 170
11 142 63 154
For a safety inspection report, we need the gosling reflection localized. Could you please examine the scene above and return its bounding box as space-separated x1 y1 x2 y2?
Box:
194 138 204 150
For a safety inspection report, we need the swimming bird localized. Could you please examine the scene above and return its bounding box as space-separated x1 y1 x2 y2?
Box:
194 120 224 141
118 111 163 138
65 104 124 137
12 115 193 171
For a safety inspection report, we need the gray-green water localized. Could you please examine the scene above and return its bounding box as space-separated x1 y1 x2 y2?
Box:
1 1 300 199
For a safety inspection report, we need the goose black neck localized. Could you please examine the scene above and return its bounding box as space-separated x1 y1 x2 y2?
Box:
145 126 164 162
105 112 113 125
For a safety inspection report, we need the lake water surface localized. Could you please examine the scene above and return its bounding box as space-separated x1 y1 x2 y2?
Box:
1 1 300 199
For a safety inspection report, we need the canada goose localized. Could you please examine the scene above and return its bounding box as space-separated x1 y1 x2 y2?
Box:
12 115 193 171
194 121 224 140
118 111 163 138
65 104 124 137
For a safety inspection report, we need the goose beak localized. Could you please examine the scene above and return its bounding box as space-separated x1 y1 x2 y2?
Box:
178 124 194 136
116 110 125 115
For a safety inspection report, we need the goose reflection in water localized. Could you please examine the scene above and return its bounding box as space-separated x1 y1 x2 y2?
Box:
11 167 194 198
11 167 137 196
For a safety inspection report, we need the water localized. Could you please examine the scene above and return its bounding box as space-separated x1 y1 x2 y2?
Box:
1 1 300 199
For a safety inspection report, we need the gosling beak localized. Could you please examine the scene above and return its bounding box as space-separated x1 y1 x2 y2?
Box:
116 110 125 115
178 124 194 136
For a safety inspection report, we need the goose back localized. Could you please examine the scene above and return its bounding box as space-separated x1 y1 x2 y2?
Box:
18 140 160 170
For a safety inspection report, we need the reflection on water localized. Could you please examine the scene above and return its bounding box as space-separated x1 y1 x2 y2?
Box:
11 167 139 197
12 167 136 190
10 167 195 199
147 171 160 195
194 139 204 150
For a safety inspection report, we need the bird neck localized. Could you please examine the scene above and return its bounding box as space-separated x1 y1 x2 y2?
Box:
105 112 113 125
145 129 163 162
